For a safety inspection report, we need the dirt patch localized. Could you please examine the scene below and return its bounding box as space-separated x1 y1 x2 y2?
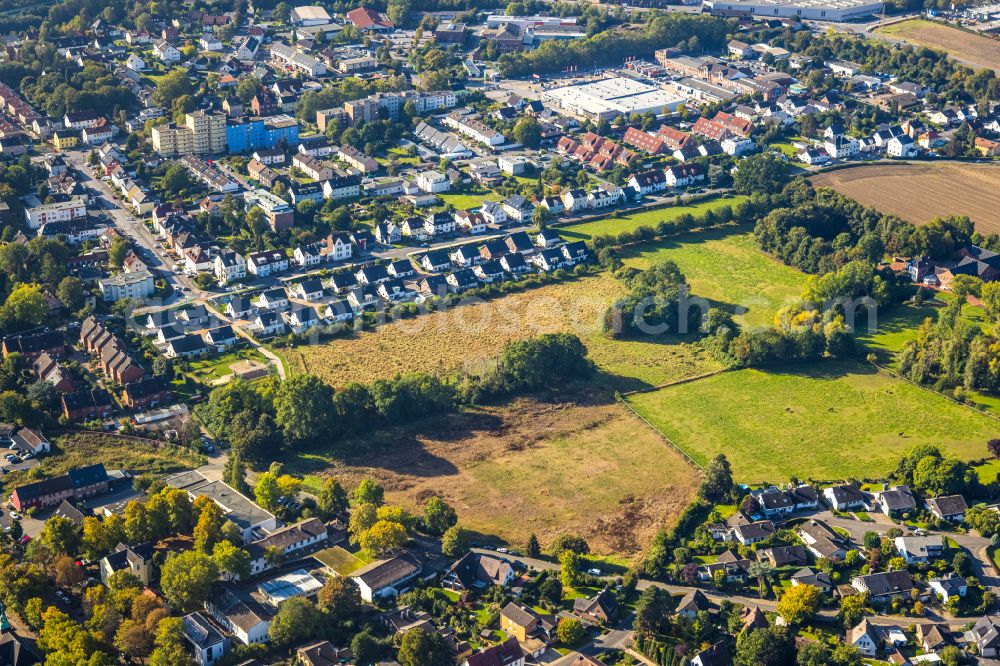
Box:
291 388 699 558
811 162 1000 232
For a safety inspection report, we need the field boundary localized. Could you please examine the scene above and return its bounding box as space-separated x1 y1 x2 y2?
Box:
617 393 706 473
619 368 730 397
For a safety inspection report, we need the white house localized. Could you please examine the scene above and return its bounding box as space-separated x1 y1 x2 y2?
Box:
894 536 944 564
560 189 588 213
665 164 705 188
886 135 918 158
205 590 271 645
722 137 755 156
125 54 145 71
929 573 967 603
481 201 507 226
293 242 324 268
823 135 860 159
214 250 246 285
415 170 450 193
628 170 667 196
350 557 421 603
823 484 867 511
182 612 228 666
153 40 181 62
200 35 223 51
847 619 880 658
246 250 289 277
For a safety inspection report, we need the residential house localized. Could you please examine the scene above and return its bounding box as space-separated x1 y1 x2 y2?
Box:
797 519 849 562
967 616 1000 658
929 573 967 603
350 555 422 602
100 542 154 586
182 612 229 666
251 311 286 337
732 520 774 546
246 250 289 277
420 251 451 273
214 250 246 285
878 485 916 517
894 535 944 564
848 618 881 658
501 195 534 223
790 567 833 594
482 201 508 226
463 638 524 666
823 483 867 511
10 463 109 512
377 279 417 302
204 588 271 645
455 210 487 234
165 334 209 359
247 518 328 576
852 570 914 603
500 602 553 643
926 495 968 523
444 552 515 591
572 589 617 624
675 590 713 619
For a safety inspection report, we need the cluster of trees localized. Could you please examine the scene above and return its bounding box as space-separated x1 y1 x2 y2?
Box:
295 75 409 125
345 478 459 558
892 445 978 499
604 259 702 339
896 277 1000 396
205 334 592 466
755 181 974 275
21 60 136 119
702 303 854 369
498 13 732 77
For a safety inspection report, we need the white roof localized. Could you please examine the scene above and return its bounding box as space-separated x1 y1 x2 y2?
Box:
291 5 332 21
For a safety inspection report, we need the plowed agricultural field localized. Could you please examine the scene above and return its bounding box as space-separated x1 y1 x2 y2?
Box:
877 19 1000 73
811 162 1000 232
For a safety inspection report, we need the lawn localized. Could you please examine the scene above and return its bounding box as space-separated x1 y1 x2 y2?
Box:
313 546 366 575
621 228 807 328
284 388 700 557
437 192 496 209
556 195 749 242
184 348 271 385
626 359 1000 483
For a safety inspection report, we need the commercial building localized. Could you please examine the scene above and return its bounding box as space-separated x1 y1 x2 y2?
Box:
704 0 883 21
152 111 227 157
543 77 685 122
166 470 278 544
244 188 294 231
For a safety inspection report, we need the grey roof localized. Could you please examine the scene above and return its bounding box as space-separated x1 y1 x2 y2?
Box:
351 555 420 591
855 570 914 596
926 494 968 517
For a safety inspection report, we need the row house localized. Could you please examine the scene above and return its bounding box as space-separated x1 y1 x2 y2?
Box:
80 316 144 385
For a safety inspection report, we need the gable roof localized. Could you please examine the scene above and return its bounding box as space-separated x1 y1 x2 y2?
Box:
465 637 523 666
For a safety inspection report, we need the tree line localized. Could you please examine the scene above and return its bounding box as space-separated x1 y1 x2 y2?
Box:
203 333 593 469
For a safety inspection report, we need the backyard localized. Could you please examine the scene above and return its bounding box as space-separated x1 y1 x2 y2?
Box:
626 359 1000 483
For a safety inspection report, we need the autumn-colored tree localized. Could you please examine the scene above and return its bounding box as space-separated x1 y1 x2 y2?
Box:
776 583 821 625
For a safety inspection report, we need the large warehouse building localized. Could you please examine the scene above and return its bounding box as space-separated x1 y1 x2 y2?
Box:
542 77 686 122
704 0 883 21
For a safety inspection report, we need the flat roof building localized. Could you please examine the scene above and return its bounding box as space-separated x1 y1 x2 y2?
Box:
704 0 884 21
542 77 686 122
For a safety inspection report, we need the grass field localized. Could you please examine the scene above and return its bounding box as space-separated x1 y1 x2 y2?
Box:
877 19 1000 72
810 162 1000 232
627 359 1000 483
290 271 721 390
557 195 749 241
621 229 807 328
285 389 700 557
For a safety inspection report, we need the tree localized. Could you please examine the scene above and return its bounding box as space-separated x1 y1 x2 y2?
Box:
422 496 457 536
699 453 734 502
550 534 589 556
354 478 385 506
526 534 541 557
359 520 408 557
397 628 453 666
274 374 335 446
160 550 219 611
317 576 362 622
236 76 261 104
349 503 379 544
56 276 84 312
513 116 542 149
213 541 250 581
152 69 194 107
747 560 773 597
193 499 224 553
556 617 585 645
734 626 796 666
54 554 84 589
967 505 1000 537
38 606 113 665
352 630 387 666
318 477 349 519
989 438 1000 459
863 531 880 550
441 524 468 558
733 154 789 195
953 550 973 577
1 283 47 331
40 516 81 556
269 597 323 646
539 577 562 606
777 583 820 625
559 549 581 588
633 587 672 636
115 619 154 663
839 593 869 628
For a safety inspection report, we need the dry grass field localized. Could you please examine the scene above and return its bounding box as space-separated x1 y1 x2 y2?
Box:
811 162 1000 232
289 272 723 390
286 389 700 557
877 19 1000 72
